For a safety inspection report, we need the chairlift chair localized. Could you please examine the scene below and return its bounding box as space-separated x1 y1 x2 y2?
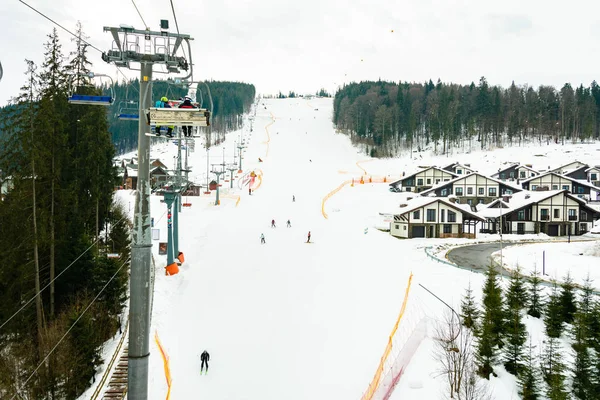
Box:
117 100 139 120
68 72 115 106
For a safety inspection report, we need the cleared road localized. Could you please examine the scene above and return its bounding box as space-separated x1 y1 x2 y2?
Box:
447 242 517 276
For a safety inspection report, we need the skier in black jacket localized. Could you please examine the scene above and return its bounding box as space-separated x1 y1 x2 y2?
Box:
179 96 196 137
201 350 210 374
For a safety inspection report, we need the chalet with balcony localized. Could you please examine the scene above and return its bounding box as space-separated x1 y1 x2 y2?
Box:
442 162 476 176
520 172 598 200
478 190 599 236
419 173 522 205
585 166 600 187
390 197 484 239
491 163 539 182
389 167 457 193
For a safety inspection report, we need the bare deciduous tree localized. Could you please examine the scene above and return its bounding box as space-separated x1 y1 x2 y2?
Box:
434 312 493 400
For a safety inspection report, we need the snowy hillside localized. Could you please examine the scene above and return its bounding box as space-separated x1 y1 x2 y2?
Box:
94 97 599 400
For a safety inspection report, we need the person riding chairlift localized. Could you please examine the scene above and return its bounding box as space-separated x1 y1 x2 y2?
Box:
155 96 174 138
179 96 196 137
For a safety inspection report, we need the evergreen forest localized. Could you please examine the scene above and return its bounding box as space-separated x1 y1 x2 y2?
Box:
460 265 600 399
333 79 600 157
0 25 130 398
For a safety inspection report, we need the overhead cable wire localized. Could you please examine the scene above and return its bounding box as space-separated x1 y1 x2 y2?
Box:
130 0 148 28
0 214 128 332
17 0 104 54
10 258 130 399
168 0 191 79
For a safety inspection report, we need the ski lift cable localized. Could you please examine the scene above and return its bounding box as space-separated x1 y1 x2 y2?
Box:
0 214 128 333
169 0 192 81
10 258 130 399
17 0 104 55
130 0 148 29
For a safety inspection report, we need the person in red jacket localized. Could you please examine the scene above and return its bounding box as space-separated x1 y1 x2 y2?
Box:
178 96 196 137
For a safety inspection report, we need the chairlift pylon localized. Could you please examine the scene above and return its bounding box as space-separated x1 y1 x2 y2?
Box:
68 72 115 106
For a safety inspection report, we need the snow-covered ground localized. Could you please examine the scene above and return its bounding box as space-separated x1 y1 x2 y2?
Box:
86 97 600 400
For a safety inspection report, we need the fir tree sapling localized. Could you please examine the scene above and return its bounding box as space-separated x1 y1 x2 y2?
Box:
518 338 541 400
527 266 544 319
461 281 479 330
544 281 564 339
560 272 577 325
541 337 568 400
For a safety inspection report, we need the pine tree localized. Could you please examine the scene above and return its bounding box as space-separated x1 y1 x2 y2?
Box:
527 266 544 318
481 263 504 347
506 265 528 310
518 338 541 400
503 299 527 375
560 272 577 325
461 281 479 330
545 281 564 338
541 337 568 400
476 313 497 378
571 276 594 399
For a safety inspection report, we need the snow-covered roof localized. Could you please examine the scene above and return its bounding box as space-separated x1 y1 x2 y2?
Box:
520 171 600 191
419 172 523 196
392 197 484 220
585 166 600 173
390 166 458 186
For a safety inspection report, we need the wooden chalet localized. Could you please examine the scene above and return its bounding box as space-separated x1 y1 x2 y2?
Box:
419 173 522 205
520 172 598 200
491 163 539 181
478 190 599 236
389 166 457 193
390 197 484 239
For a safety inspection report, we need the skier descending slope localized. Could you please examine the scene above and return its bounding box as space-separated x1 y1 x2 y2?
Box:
201 350 210 374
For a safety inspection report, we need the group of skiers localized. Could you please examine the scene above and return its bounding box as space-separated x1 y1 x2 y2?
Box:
261 195 310 244
154 96 197 138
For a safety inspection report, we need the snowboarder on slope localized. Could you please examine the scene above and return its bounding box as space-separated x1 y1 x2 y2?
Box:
287 220 291 228
307 231 311 243
260 233 266 244
271 219 276 228
201 350 210 373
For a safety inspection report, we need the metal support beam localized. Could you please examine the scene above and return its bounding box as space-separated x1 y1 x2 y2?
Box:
128 62 153 400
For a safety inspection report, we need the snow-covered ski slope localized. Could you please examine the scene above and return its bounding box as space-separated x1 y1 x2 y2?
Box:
112 97 600 400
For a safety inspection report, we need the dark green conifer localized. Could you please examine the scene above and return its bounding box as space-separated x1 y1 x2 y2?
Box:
460 281 479 330
545 281 564 338
527 266 544 318
560 272 577 325
518 339 541 400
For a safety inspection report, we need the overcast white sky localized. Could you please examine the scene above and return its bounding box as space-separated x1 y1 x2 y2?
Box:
1 0 600 106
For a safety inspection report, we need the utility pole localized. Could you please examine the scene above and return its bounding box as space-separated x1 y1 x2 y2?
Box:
102 22 193 400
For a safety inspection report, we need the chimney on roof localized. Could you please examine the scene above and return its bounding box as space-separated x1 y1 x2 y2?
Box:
465 163 471 167
448 197 457 203
526 164 532 168
525 194 530 199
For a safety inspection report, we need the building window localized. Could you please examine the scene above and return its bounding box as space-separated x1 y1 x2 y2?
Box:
518 210 525 220
520 171 526 178
455 187 464 196
448 211 457 222
467 187 473 195
552 185 558 190
441 188 448 196
509 171 515 178
581 223 587 232
403 225 407 230
489 187 497 196
443 224 452 233
467 199 473 205
554 208 560 218
540 209 549 220
500 172 506 179
578 186 584 194
427 178 431 185
478 187 484 195
532 185 538 190
413 210 420 219
591 173 598 180
457 169 463 174
427 209 436 222
562 185 569 191
436 179 440 184
478 199 484 204
395 224 399 230
441 209 445 222
581 211 587 220
568 209 577 220
417 178 423 186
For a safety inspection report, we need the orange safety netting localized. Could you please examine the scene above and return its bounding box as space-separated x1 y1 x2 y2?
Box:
360 273 414 400
321 180 352 219
155 331 172 400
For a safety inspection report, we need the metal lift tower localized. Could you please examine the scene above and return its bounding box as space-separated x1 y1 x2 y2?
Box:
101 22 193 400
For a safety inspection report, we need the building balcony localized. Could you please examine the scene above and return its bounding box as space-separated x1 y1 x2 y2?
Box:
569 216 577 221
540 215 550 221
